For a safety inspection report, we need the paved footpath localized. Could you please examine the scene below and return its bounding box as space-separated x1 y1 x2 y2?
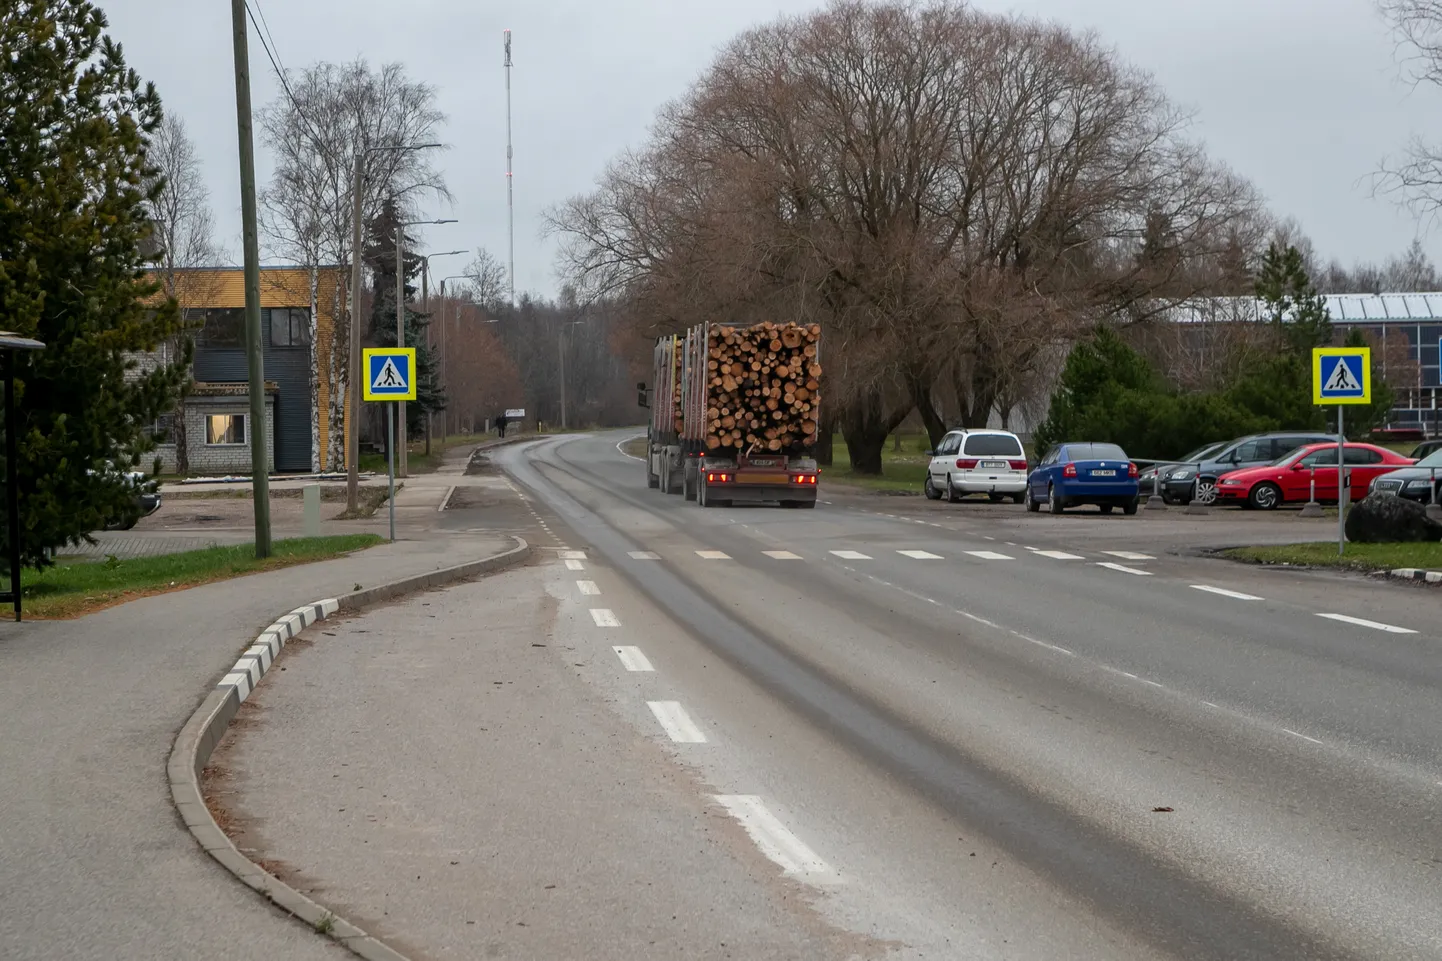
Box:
0 519 513 960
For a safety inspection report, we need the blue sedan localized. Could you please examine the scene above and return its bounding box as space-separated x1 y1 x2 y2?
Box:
1026 442 1140 515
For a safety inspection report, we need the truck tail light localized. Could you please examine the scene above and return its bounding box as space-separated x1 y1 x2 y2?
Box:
790 474 817 485
956 458 978 469
706 472 732 483
1063 463 1077 478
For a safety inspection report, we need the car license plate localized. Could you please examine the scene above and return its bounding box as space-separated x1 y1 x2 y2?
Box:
1092 469 1116 477
982 460 1007 469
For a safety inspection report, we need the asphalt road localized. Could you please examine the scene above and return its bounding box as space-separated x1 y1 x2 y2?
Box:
489 431 1442 961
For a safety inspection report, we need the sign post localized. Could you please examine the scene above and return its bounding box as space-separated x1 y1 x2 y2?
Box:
1313 347 1371 556
363 347 417 542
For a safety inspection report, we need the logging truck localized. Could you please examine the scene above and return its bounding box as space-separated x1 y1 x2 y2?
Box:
639 321 821 508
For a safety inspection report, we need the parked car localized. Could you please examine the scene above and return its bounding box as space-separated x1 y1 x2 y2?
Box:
92 465 162 531
1140 441 1229 501
1215 443 1413 510
924 429 1028 504
1370 448 1442 503
1407 439 1442 461
1026 442 1139 515
1159 432 1338 505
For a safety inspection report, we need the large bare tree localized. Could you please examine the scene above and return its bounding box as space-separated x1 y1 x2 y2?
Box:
259 59 450 470
1376 1 1442 221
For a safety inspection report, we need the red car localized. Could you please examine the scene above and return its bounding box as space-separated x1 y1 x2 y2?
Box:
1216 442 1414 510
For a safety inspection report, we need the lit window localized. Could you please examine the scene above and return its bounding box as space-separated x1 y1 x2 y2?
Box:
206 414 246 446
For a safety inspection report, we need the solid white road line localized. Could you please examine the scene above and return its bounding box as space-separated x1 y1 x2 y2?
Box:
564 559 585 571
1102 551 1155 561
589 608 621 627
612 646 655 672
628 551 661 560
712 795 833 879
1033 550 1083 560
1191 584 1263 601
1097 562 1153 576
764 550 803 559
559 550 587 560
616 436 646 461
1316 612 1418 634
647 701 708 742
898 550 944 559
964 550 1013 561
696 550 731 560
1282 727 1325 745
830 550 872 560
576 580 601 596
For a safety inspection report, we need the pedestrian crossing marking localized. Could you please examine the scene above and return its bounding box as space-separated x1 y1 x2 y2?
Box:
965 551 1013 561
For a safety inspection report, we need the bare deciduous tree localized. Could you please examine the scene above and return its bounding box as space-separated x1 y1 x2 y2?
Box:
463 248 509 314
1376 1 1442 221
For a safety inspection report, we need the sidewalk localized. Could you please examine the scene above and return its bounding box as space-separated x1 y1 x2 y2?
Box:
0 527 519 960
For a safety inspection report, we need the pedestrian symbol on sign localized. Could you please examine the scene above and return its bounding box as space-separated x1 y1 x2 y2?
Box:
1322 358 1361 394
372 357 405 390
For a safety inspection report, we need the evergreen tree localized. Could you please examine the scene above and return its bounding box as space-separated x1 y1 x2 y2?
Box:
0 1 188 567
1336 328 1396 435
1255 242 1332 357
363 199 445 434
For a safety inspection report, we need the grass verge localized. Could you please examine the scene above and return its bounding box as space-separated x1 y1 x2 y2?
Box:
620 436 649 459
21 534 384 619
822 435 930 494
1223 540 1442 573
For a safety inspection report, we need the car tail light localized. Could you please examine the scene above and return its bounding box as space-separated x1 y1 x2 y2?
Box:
1128 463 1138 478
956 458 978 469
1008 459 1027 470
1063 463 1077 478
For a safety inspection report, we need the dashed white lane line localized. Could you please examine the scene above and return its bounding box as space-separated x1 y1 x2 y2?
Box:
1282 727 1325 745
629 551 661 560
612 646 655 672
1098 562 1153 576
1033 550 1083 560
559 550 587 560
1316 612 1417 634
576 580 601 596
764 550 803 560
898 550 943 559
564 559 585 571
830 550 872 560
696 550 732 560
1102 551 1154 561
647 701 708 742
965 550 1013 561
589 608 621 627
1191 584 1263 601
712 795 833 879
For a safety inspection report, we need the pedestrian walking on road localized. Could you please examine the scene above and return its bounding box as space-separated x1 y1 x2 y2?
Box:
497 413 508 439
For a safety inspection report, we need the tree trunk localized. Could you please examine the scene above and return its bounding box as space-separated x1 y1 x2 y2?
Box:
840 389 912 475
173 399 189 474
957 354 1000 429
905 370 948 448
814 412 835 466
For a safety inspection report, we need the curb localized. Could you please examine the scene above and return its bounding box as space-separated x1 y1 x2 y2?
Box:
168 536 534 961
1385 567 1442 584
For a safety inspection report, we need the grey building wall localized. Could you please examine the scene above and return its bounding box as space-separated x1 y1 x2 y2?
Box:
186 395 275 475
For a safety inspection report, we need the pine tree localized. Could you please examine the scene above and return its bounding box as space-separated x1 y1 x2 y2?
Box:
1338 328 1396 434
0 1 188 566
1255 242 1332 357
363 200 446 435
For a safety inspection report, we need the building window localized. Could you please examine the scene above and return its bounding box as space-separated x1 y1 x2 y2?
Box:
205 414 246 446
197 308 246 348
149 413 174 443
269 308 312 347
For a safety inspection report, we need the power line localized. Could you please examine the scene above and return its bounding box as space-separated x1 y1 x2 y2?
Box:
242 0 344 176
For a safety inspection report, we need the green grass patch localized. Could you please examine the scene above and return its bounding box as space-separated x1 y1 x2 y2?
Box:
21 534 383 619
822 434 931 494
1224 540 1442 573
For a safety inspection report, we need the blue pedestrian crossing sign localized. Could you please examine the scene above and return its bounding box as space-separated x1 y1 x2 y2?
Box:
362 347 417 401
1312 347 1370 405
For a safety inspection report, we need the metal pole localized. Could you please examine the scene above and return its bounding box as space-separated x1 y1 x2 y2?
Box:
504 30 515 309
559 324 567 430
395 218 407 477
422 259 430 457
346 151 364 513
1337 406 1345 556
386 402 396 542
231 0 271 558
5 353 20 621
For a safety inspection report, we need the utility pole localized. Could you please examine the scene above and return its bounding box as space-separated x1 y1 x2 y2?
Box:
395 217 406 475
558 324 566 430
346 151 364 513
504 29 515 308
231 0 271 558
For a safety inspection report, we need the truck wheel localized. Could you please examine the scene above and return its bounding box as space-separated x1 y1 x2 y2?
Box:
647 464 659 489
684 469 697 501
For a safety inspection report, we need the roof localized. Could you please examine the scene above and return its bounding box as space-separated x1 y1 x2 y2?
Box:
1168 292 1442 325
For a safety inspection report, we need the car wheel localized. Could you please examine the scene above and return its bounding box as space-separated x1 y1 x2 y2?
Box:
946 476 963 504
1194 479 1218 506
1048 484 1065 514
1248 482 1282 511
923 475 942 501
1026 490 1041 513
1122 497 1139 516
988 493 1005 504
1099 505 1114 514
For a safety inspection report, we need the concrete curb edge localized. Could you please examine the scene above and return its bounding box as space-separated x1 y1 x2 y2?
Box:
168 536 534 961
1385 566 1442 584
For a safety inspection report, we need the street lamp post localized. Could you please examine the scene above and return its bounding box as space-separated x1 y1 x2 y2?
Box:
438 274 470 437
419 252 465 455
394 219 457 476
559 319 585 431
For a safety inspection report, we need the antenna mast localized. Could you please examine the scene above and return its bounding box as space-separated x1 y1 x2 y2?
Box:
504 29 515 308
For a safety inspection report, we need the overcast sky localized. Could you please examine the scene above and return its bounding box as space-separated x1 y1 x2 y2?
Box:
101 0 1440 297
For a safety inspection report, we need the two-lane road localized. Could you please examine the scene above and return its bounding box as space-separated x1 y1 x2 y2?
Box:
494 431 1442 961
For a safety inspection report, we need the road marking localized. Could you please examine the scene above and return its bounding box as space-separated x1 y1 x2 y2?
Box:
696 550 731 560
1140 678 1165 688
647 701 707 742
712 795 833 879
1097 562 1153 576
559 550 587 560
589 608 621 627
616 436 646 461
965 550 1013 561
628 551 660 560
564 559 585 571
764 550 803 559
437 485 456 512
1316 612 1417 634
576 580 600 596
898 550 944 559
1102 551 1154 561
612 646 654 672
1191 585 1263 601
830 550 871 560
1033 550 1083 560
1282 728 1325 745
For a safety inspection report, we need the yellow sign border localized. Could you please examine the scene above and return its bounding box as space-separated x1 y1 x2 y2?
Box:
1312 346 1371 406
362 347 418 402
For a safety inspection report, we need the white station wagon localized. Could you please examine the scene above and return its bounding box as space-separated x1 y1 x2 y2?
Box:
924 429 1029 504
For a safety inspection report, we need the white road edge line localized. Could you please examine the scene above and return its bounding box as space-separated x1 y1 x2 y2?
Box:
1316 612 1417 634
1097 562 1153 576
576 580 601 596
616 436 646 461
712 795 834 879
1282 728 1325 745
647 701 707 742
589 608 621 627
612 646 654 672
1191 585 1263 601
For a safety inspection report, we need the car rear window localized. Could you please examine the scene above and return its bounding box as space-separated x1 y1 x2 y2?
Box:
963 434 1023 457
1065 443 1127 461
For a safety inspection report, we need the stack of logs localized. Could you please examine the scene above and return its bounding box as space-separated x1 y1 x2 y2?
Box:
705 322 821 452
670 345 684 435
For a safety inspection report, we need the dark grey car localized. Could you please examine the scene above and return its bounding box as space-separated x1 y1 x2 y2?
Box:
1159 432 1337 506
1370 449 1442 504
